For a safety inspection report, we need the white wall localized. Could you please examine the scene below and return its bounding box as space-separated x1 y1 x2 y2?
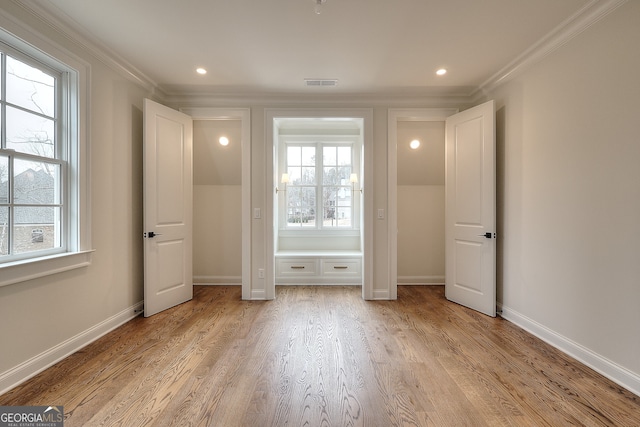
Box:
0 2 150 389
488 1 640 392
193 186 242 282
397 186 444 283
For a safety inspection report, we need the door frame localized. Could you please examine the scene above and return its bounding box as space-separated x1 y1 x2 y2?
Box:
265 108 374 300
388 108 458 299
180 107 252 299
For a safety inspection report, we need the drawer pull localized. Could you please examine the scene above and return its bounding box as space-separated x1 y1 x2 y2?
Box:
290 266 306 269
333 266 348 269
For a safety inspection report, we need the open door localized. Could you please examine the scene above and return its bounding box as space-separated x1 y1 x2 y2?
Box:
143 98 193 317
445 100 496 317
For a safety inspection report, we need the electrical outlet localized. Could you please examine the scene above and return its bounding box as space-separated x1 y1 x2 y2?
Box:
258 268 265 279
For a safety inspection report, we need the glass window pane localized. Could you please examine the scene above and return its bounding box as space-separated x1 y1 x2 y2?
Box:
324 166 338 185
337 187 351 204
325 166 351 184
300 166 315 184
286 187 316 227
301 187 316 227
322 186 352 227
6 106 55 157
335 207 352 227
337 146 351 165
287 146 301 166
14 159 60 205
13 206 61 254
301 146 315 166
0 155 8 204
0 207 7 255
323 146 336 166
6 56 55 117
287 166 301 184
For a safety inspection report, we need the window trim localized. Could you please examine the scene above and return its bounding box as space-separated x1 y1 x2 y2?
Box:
0 23 91 287
278 135 361 233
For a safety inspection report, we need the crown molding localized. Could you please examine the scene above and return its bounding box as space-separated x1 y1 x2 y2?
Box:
8 0 628 107
164 91 474 109
474 0 627 100
13 0 165 99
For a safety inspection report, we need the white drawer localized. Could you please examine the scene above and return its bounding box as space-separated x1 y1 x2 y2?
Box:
276 258 319 277
321 258 361 276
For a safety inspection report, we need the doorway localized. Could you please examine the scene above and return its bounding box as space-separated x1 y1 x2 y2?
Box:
180 108 252 299
265 108 374 300
387 109 457 299
396 120 446 285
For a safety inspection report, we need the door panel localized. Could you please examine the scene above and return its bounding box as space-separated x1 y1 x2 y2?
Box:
445 100 496 317
144 98 193 317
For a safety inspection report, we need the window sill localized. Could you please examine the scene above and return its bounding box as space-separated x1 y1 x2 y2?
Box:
0 250 94 288
278 229 361 237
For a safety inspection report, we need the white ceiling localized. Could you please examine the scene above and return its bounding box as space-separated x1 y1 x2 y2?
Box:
33 0 594 97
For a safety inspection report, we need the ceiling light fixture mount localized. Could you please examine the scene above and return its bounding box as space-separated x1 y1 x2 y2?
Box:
314 0 326 15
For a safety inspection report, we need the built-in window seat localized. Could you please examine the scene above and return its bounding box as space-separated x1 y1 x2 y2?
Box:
275 250 362 284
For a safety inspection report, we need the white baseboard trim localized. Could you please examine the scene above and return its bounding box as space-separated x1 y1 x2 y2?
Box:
371 289 391 300
398 275 445 285
0 301 144 396
499 303 640 397
193 275 241 284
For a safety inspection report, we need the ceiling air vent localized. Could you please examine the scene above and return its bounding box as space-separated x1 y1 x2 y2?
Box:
305 79 338 87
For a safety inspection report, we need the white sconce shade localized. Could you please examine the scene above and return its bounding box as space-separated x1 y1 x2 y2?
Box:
276 173 290 193
350 173 362 193
219 136 229 146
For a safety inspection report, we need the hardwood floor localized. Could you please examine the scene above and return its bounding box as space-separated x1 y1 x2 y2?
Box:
1 285 638 426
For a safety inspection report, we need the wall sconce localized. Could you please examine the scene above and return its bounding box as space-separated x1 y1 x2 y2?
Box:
350 173 362 193
276 173 289 193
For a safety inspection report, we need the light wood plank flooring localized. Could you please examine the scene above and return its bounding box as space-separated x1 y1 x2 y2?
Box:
1 285 638 426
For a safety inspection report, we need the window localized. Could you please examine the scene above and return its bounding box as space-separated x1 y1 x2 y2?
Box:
0 26 90 286
282 140 359 230
0 52 62 260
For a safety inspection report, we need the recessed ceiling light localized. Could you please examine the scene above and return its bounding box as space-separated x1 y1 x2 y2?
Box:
410 139 420 149
219 136 229 146
436 68 447 76
196 67 207 75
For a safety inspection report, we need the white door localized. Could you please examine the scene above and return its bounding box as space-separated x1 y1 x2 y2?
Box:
445 100 496 317
143 98 193 317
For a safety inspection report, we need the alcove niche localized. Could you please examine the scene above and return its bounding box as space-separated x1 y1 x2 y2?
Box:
273 117 364 285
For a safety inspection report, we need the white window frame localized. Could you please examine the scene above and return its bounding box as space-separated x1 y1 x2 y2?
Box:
0 25 92 287
278 135 361 236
